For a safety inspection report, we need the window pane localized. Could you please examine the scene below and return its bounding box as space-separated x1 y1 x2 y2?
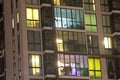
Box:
95 59 100 70
33 9 39 20
85 14 90 24
88 58 94 70
29 55 41 75
95 71 101 78
26 8 32 19
91 14 96 25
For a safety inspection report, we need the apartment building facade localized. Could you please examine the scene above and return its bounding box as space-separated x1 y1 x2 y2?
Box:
3 0 120 80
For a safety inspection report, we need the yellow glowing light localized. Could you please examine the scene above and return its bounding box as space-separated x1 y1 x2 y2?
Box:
104 37 108 48
31 55 40 75
57 61 64 67
56 39 63 43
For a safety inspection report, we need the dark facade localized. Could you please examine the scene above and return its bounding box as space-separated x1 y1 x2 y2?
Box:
0 0 5 80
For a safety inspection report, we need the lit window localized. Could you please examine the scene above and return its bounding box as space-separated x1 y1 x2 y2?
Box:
85 13 97 32
88 58 102 78
26 8 39 28
29 55 42 75
54 8 84 29
17 12 19 23
104 37 112 48
54 0 60 5
58 54 88 76
12 18 15 29
56 31 86 52
104 37 112 54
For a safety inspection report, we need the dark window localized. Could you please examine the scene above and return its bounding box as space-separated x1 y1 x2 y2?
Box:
43 30 54 50
17 34 20 54
16 0 18 8
84 0 96 11
41 7 52 27
54 0 83 7
40 0 51 4
27 30 41 51
107 59 116 79
87 35 99 54
112 14 120 32
102 15 111 34
26 0 38 5
11 0 13 14
101 0 110 12
44 54 56 75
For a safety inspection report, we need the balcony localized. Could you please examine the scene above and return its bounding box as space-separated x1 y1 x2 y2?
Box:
110 0 120 11
112 14 120 32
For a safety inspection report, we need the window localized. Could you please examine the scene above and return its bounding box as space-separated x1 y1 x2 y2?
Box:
56 31 86 52
18 59 21 78
54 0 83 7
26 8 39 28
84 0 96 11
13 63 16 80
54 8 84 29
16 12 19 30
112 0 120 10
12 40 15 59
43 30 54 50
11 0 13 14
112 14 120 32
87 35 99 54
17 34 20 54
102 15 111 34
44 54 56 75
41 7 52 27
27 31 41 51
45 78 55 80
58 54 88 76
12 18 15 35
104 37 112 54
107 59 116 79
40 0 51 4
85 13 97 32
29 55 42 76
16 0 18 8
101 0 110 12
26 0 38 5
88 58 102 78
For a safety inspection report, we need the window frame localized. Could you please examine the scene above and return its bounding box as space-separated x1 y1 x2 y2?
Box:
29 54 42 76
26 8 39 28
85 13 97 32
88 57 102 78
27 30 41 51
